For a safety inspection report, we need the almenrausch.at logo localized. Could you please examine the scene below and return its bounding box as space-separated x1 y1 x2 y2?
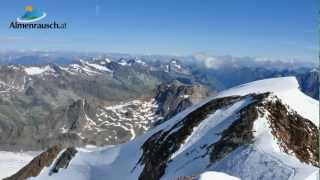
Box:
10 6 67 29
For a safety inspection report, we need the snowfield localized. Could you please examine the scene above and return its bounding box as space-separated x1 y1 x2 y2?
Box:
84 61 113 73
197 171 240 180
0 151 39 179
24 66 56 75
19 77 319 180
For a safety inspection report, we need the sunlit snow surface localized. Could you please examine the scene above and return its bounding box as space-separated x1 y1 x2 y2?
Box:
24 66 56 75
0 151 39 179
197 171 240 180
30 77 319 180
215 76 318 126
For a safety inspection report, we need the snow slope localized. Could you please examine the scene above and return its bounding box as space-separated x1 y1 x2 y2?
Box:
28 77 318 180
215 76 318 126
197 171 240 180
0 151 39 179
84 61 113 73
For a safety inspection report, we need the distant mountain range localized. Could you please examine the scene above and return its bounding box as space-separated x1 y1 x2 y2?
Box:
0 56 317 151
0 58 209 150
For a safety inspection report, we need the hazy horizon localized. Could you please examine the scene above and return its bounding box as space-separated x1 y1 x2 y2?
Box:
0 0 317 62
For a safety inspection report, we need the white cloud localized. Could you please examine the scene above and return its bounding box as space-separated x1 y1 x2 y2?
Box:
193 53 224 69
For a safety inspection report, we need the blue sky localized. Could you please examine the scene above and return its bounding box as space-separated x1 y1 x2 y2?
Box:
0 0 317 61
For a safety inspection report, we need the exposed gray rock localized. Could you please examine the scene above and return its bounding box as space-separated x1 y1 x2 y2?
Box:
297 69 319 99
155 81 210 120
49 147 78 175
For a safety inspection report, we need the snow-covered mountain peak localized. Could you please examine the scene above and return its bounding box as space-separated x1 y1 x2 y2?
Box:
216 76 298 97
135 58 147 66
116 58 148 67
215 76 318 126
